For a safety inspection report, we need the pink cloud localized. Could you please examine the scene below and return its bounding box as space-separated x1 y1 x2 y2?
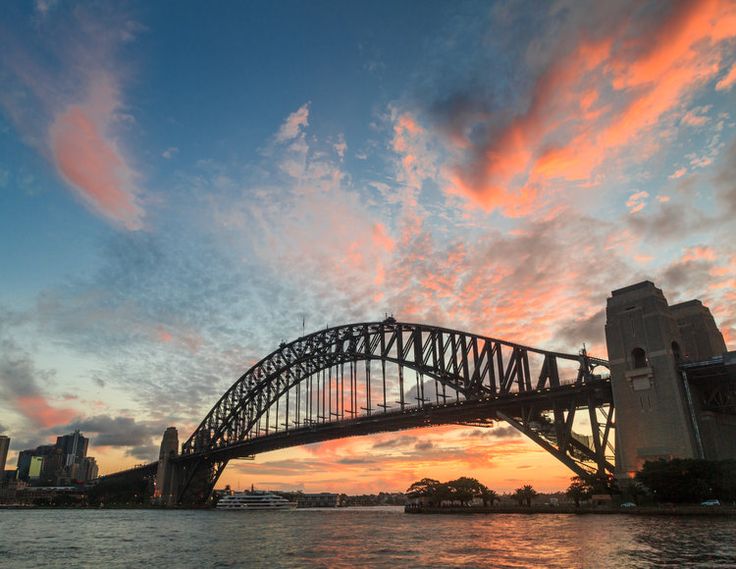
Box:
49 74 144 230
15 395 75 429
275 103 310 143
626 191 649 214
372 223 395 252
715 62 736 90
682 245 717 263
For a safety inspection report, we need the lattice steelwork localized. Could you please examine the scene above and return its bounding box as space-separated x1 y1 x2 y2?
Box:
174 320 614 504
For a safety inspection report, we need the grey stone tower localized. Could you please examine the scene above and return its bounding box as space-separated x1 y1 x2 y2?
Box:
669 300 727 361
155 427 179 505
605 282 699 478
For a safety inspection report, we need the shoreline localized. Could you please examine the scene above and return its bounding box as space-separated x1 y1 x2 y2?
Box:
405 505 736 516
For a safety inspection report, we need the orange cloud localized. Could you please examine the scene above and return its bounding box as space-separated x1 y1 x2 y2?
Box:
49 73 144 230
437 1 736 216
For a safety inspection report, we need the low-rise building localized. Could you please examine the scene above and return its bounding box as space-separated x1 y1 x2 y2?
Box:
298 493 341 508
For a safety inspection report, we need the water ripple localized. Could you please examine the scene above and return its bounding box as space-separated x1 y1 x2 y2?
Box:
0 509 735 568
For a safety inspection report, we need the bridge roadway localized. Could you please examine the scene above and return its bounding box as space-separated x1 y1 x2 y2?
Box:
177 377 613 464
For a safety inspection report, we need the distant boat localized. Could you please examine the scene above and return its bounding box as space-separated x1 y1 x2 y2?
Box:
216 491 297 511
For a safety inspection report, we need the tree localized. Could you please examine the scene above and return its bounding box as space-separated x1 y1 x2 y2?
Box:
406 478 442 505
512 488 525 506
566 477 592 507
636 458 736 504
406 478 440 497
514 484 538 506
446 477 487 506
481 488 499 507
591 472 619 495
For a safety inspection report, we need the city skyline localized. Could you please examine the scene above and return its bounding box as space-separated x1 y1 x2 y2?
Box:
1 0 735 494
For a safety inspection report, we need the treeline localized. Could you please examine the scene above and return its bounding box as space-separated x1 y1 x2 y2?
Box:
339 492 406 506
406 477 500 506
633 459 736 504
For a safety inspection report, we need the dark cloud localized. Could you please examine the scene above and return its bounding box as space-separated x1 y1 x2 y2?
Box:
467 426 520 439
127 444 159 462
556 309 606 349
715 139 736 218
0 345 44 400
0 311 71 431
49 414 164 449
414 441 433 451
372 435 417 449
337 457 376 465
660 259 714 292
626 201 708 243
493 426 521 439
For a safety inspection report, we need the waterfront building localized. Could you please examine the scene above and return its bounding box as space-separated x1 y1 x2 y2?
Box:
28 456 44 481
0 435 9 472
79 457 99 482
298 493 341 508
15 433 99 486
16 450 33 481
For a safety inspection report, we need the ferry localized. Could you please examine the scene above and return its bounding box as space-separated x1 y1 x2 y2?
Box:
216 490 297 511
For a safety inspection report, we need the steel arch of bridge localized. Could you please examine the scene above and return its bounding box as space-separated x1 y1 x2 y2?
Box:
176 320 614 504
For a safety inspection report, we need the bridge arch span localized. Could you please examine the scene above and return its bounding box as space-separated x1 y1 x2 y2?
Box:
174 321 614 505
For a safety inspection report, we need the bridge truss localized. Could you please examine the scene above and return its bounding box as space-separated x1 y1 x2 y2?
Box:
174 320 614 505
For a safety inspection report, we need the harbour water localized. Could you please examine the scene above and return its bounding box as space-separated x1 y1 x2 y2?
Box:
2 507 735 568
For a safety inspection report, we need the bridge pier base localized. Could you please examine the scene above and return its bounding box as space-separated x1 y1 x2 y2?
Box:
174 458 229 507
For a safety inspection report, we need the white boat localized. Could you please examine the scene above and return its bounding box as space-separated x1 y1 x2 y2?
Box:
216 490 297 511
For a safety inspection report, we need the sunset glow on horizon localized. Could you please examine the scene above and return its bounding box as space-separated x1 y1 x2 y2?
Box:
1 0 735 494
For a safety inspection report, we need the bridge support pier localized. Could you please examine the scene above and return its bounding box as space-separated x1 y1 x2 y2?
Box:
605 281 729 480
174 458 228 507
154 427 179 506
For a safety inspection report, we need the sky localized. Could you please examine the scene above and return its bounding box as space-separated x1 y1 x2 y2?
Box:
0 0 735 494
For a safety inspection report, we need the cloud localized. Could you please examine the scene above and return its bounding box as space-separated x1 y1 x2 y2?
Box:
422 1 736 216
669 167 688 179
0 320 75 430
35 0 58 16
681 105 711 127
0 7 147 230
51 414 163 449
333 133 347 159
715 62 736 91
49 73 145 230
467 426 521 440
372 435 417 449
626 191 649 214
275 103 310 143
162 146 179 159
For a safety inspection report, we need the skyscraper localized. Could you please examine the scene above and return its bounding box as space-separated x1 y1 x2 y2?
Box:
0 436 9 473
56 430 89 467
79 457 99 482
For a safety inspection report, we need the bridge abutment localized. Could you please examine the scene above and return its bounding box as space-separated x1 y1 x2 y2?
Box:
605 281 731 479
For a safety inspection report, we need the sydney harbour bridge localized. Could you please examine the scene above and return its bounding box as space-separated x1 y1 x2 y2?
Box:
97 281 735 506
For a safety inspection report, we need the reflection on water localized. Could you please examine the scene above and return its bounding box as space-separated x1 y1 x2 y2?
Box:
1 508 735 568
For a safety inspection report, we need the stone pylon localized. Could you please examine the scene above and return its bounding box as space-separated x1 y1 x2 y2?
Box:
154 427 179 506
